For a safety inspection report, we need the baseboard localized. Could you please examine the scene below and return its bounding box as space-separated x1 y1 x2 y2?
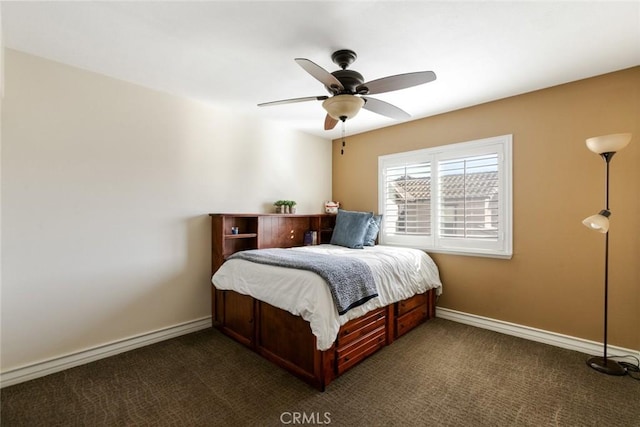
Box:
436 307 639 358
1 316 212 388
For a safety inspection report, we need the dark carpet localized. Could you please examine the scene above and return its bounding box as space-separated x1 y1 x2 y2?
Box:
2 318 639 426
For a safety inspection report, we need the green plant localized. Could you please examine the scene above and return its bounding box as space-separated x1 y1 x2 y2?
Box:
273 200 286 207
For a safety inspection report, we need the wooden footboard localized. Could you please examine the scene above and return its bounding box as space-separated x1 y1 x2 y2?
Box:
212 287 437 391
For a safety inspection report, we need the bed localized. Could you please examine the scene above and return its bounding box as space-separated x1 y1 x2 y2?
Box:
211 211 442 390
210 211 442 390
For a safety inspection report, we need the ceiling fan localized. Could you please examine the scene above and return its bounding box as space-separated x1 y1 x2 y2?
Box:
258 49 437 130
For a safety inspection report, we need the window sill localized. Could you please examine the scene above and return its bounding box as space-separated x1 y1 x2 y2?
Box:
381 243 513 260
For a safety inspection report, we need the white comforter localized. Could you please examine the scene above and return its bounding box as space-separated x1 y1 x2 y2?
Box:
211 244 443 350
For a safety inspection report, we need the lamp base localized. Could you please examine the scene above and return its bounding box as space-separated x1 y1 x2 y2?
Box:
586 356 627 376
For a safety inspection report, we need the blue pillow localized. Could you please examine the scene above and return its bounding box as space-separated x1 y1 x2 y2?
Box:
363 215 383 246
330 210 373 249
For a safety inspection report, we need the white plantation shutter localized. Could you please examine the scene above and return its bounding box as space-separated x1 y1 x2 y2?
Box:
383 162 431 235
438 153 499 240
379 135 512 259
379 152 434 247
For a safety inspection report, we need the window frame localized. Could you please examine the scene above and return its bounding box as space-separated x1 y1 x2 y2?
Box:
378 134 513 259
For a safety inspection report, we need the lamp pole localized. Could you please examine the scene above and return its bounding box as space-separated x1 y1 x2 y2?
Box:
582 133 631 375
601 153 611 363
586 152 626 376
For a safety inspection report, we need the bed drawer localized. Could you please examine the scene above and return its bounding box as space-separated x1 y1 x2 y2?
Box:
396 292 428 316
336 307 386 348
396 305 428 338
336 326 386 374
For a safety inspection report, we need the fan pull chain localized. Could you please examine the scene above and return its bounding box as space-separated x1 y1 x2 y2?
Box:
341 120 346 156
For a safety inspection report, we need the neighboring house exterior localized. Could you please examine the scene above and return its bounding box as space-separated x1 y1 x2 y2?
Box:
387 171 499 239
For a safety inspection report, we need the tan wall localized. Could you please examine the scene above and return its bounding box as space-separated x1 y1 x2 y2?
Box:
332 67 639 350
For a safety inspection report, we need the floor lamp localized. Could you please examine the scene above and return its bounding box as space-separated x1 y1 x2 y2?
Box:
582 132 632 376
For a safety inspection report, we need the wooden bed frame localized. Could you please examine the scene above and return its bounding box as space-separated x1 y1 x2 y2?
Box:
213 288 436 390
210 213 437 391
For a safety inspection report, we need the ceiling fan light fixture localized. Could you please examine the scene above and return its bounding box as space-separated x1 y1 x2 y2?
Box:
261 50 436 130
322 95 365 121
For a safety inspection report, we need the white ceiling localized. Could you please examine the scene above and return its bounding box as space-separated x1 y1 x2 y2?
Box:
2 1 639 139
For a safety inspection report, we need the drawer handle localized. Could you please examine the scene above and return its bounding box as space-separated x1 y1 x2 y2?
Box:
343 329 350 335
344 356 349 362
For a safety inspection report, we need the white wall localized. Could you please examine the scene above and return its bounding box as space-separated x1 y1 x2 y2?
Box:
0 49 332 373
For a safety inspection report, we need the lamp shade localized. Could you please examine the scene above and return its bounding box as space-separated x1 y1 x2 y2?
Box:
586 133 632 154
322 95 365 120
582 210 610 233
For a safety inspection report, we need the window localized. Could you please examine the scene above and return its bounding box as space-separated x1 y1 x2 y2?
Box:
378 135 512 259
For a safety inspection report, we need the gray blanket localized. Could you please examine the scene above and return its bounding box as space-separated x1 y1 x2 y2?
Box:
228 248 378 315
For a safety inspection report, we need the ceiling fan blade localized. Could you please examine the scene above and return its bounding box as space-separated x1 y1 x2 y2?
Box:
295 58 344 93
357 71 436 95
362 96 411 120
324 114 338 130
258 96 328 107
